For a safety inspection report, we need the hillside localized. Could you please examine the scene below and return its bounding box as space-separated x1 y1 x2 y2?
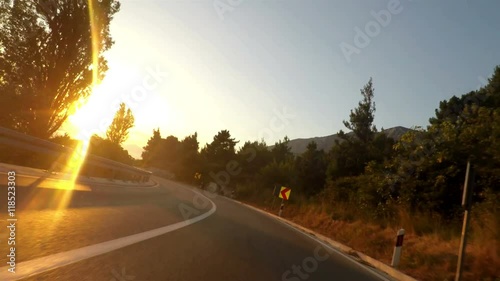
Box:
274 126 411 154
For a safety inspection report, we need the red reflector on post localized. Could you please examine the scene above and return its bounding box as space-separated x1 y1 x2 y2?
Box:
396 235 404 247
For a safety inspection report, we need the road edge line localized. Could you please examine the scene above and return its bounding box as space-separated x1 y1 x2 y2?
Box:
0 187 216 281
226 197 419 281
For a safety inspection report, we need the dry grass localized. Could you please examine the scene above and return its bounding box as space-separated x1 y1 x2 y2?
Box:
243 198 500 281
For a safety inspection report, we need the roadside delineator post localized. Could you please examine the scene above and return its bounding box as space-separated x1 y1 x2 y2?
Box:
278 202 284 217
391 228 405 268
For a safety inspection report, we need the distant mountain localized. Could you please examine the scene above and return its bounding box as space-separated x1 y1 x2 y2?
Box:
271 126 411 155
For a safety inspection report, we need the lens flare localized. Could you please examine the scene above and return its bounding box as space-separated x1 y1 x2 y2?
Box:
88 0 100 87
50 138 88 209
47 0 101 209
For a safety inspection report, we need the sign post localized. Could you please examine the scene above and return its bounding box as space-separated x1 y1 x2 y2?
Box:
455 161 475 281
271 185 277 210
278 186 291 217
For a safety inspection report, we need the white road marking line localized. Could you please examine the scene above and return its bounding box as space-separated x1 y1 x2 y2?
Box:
0 188 216 281
275 219 394 281
222 197 394 281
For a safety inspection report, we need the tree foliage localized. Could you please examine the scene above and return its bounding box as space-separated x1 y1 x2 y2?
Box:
87 134 133 165
0 0 120 138
174 133 200 181
271 136 293 164
201 130 238 171
236 140 272 184
141 128 200 181
386 67 500 219
327 78 389 179
342 77 377 144
295 141 327 197
106 102 135 145
141 128 163 167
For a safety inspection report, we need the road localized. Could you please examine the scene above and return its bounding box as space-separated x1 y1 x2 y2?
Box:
0 175 394 281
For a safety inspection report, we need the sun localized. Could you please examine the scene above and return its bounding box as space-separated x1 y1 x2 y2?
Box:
53 84 106 190
67 84 117 140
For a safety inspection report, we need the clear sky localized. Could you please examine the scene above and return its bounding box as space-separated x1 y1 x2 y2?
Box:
62 0 500 159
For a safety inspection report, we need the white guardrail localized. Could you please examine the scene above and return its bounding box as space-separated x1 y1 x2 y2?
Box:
0 126 151 183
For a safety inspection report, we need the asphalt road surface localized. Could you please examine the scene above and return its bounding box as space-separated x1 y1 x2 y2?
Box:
0 174 394 281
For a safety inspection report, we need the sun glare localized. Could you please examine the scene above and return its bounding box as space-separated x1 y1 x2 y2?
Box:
65 85 106 167
68 86 110 139
46 0 102 209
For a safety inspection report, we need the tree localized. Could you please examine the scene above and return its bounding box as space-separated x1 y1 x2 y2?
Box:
106 103 135 145
295 141 327 197
174 133 200 181
50 133 79 149
342 77 377 144
87 134 133 165
201 130 238 168
326 139 364 178
141 129 193 177
160 135 180 172
0 0 120 138
328 78 380 179
258 160 296 191
387 66 500 219
271 136 293 164
370 131 396 164
141 128 163 167
236 140 273 184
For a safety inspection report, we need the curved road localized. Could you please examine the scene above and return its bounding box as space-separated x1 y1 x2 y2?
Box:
0 176 394 281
